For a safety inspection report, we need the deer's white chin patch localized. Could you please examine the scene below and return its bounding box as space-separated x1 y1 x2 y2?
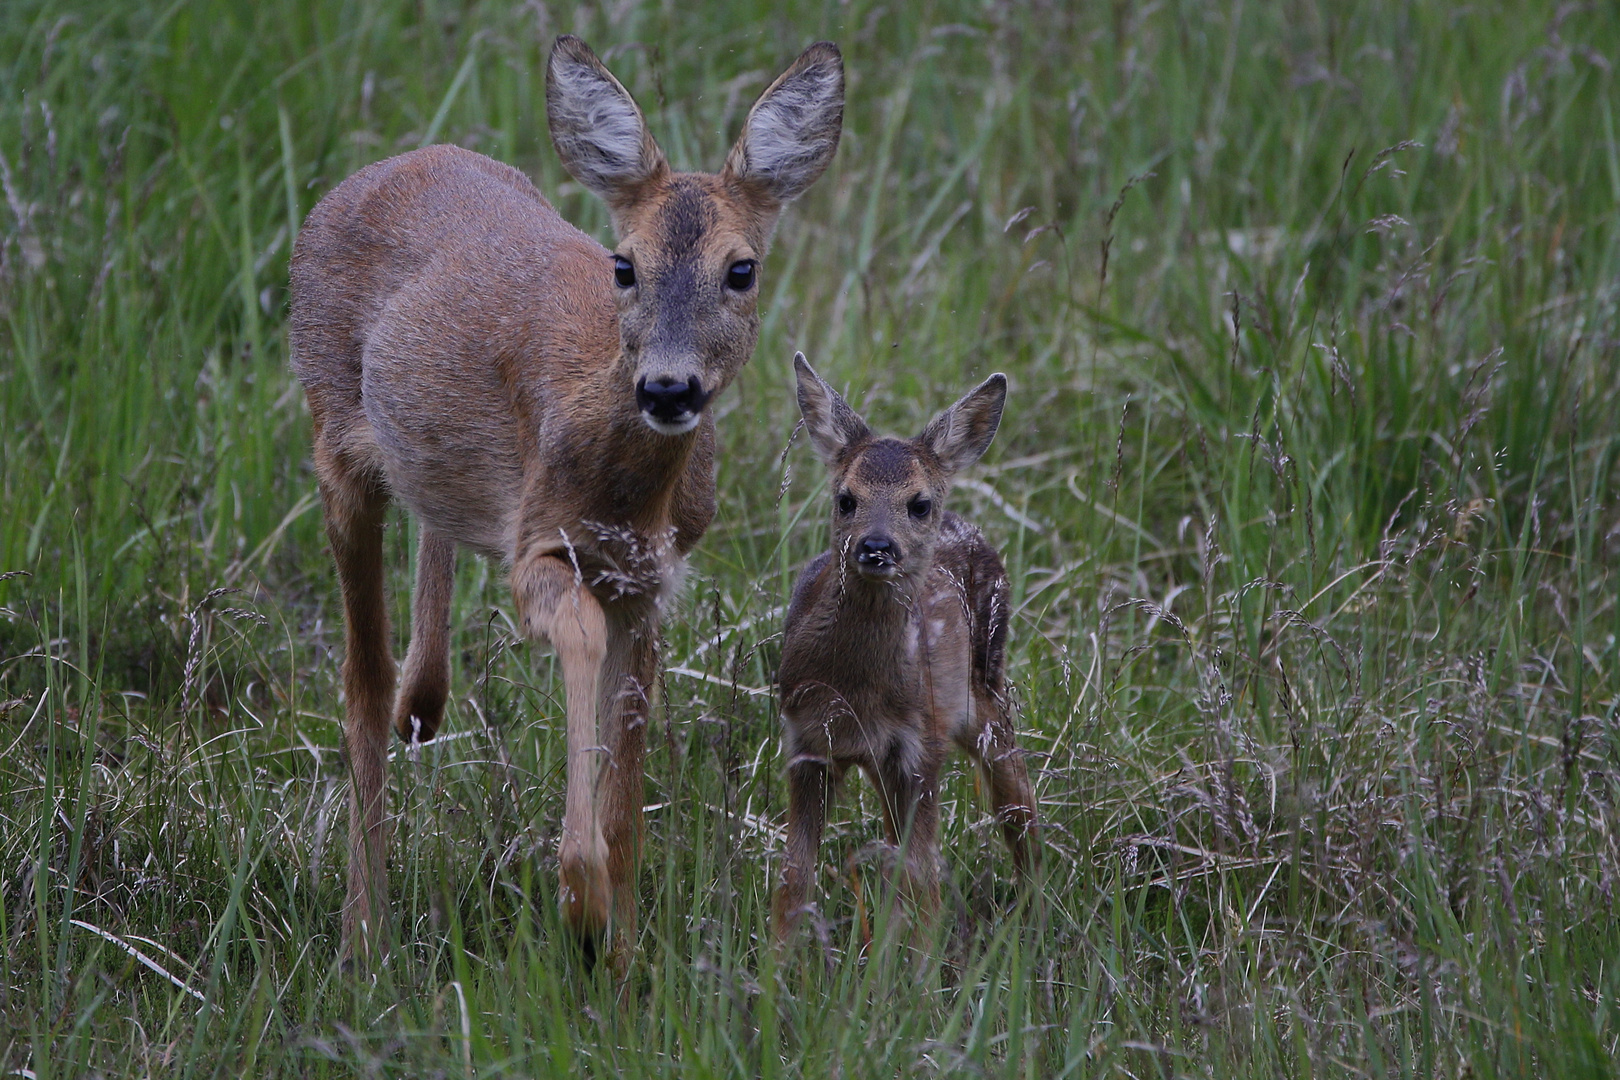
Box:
641 412 701 436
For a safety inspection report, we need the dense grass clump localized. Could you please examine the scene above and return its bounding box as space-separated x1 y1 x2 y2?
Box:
3 0 1619 1075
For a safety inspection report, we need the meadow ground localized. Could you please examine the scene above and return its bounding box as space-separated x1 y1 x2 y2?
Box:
2 0 1619 1075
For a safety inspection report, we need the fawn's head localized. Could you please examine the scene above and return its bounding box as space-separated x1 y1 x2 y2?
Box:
794 353 1006 585
547 36 843 436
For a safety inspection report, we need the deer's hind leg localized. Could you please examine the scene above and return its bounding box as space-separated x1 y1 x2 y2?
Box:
395 528 456 742
962 689 1038 878
958 563 1037 878
316 439 398 963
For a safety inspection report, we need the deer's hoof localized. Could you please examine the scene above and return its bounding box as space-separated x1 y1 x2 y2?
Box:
559 846 611 955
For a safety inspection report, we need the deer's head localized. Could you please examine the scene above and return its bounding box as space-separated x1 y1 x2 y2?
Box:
793 353 1007 587
547 37 843 436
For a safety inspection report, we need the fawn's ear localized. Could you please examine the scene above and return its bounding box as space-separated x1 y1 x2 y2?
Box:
546 35 669 219
794 352 869 465
921 374 1007 473
723 42 844 209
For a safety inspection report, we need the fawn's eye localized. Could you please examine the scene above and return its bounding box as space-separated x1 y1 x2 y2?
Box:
908 496 932 519
725 260 757 291
837 492 857 516
613 255 636 289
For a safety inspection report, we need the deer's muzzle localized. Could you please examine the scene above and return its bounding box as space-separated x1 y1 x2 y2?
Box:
855 535 902 577
635 374 711 435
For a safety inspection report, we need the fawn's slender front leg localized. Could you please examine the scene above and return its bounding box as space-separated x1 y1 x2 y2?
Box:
773 755 830 942
320 455 397 963
870 749 942 932
511 554 611 946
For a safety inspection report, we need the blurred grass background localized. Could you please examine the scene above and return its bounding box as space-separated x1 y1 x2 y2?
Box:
2 0 1619 1075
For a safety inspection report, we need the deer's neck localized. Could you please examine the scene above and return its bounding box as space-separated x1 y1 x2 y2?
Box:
826 561 922 639
542 366 701 532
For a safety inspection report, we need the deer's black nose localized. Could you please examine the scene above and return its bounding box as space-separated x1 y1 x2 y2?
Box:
636 375 709 425
856 535 898 565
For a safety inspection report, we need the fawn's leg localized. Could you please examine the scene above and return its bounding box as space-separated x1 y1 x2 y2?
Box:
773 756 831 942
510 554 612 947
965 690 1038 878
394 528 456 742
319 449 397 964
869 748 942 933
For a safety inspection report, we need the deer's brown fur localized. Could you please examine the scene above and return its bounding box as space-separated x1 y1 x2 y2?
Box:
289 37 842 968
774 355 1037 945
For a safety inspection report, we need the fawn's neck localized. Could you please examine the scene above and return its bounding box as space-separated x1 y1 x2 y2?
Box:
826 559 922 637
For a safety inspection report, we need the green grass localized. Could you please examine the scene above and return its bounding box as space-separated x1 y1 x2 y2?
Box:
3 0 1619 1075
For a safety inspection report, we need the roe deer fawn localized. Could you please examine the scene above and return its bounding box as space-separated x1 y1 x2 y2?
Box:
773 355 1038 945
289 36 842 968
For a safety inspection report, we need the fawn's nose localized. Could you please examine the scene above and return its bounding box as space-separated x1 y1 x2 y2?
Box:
856 535 900 572
636 375 710 432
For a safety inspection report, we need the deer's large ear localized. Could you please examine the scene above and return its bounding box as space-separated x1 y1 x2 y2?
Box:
546 36 669 216
724 43 843 209
920 374 1007 473
794 352 868 465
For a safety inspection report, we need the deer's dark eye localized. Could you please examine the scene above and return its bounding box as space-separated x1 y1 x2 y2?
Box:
725 260 757 291
613 255 636 289
908 496 932 519
837 492 857 516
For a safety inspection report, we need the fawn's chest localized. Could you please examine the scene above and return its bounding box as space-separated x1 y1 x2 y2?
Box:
779 565 975 759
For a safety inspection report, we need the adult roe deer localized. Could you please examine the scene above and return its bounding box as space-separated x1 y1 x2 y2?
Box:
774 354 1038 946
290 37 843 967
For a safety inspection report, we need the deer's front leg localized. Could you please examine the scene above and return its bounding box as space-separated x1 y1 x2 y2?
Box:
597 615 655 973
871 746 943 932
773 754 831 943
511 553 611 947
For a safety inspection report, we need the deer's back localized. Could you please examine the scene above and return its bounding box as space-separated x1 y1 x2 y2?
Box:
931 512 1010 698
290 144 621 556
